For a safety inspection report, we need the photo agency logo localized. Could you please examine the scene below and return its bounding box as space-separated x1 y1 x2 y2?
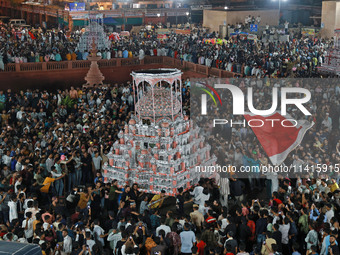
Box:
192 78 316 166
200 83 312 128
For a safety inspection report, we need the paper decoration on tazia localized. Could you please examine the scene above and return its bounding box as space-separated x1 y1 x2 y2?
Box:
102 69 217 196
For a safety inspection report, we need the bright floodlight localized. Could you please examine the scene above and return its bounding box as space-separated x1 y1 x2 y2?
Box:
157 13 160 17
224 6 228 9
186 12 189 15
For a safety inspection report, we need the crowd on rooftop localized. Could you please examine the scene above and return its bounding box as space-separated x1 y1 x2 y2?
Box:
0 22 333 78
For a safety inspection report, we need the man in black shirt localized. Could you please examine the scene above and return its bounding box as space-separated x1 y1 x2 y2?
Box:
272 224 282 252
176 187 184 216
66 152 76 193
224 231 238 255
81 152 92 185
230 178 245 202
256 209 268 250
237 218 251 244
329 235 340 255
116 232 128 255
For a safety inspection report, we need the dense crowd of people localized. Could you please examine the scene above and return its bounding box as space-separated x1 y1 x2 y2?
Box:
0 20 339 255
0 80 337 255
0 22 332 78
192 78 340 196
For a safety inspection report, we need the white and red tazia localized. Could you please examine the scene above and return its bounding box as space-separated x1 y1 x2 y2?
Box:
244 112 314 165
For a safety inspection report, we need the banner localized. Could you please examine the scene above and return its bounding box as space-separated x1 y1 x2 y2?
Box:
87 13 103 19
157 34 168 40
175 29 190 35
203 38 228 45
145 13 165 17
167 11 189 16
156 29 170 35
69 13 87 20
104 13 122 18
301 28 315 36
191 4 212 10
125 12 143 17
69 3 85 12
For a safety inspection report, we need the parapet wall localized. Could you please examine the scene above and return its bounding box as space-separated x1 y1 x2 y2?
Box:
0 57 239 91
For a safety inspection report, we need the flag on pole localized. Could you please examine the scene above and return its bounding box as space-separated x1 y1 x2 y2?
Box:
28 31 36 40
244 112 314 165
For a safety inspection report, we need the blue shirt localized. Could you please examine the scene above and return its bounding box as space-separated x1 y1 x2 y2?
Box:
76 52 82 60
150 214 160 229
244 155 261 173
180 230 195 253
0 94 6 103
55 54 62 62
122 50 128 58
10 159 17 171
83 52 89 60
67 228 75 240
310 209 327 222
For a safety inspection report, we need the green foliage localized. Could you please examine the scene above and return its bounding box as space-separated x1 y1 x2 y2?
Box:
61 96 76 109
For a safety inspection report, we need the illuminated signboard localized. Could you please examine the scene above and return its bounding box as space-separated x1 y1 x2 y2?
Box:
69 3 85 12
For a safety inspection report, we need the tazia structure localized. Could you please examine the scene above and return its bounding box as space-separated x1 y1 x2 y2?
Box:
77 14 110 53
84 40 105 87
102 69 216 196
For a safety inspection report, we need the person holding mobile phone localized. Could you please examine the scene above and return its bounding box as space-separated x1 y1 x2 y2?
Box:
121 236 138 255
261 232 277 255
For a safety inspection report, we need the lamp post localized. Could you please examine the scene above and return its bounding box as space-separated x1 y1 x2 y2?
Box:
224 6 228 37
175 2 178 27
272 0 287 25
186 11 189 26
123 8 125 31
157 13 160 26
